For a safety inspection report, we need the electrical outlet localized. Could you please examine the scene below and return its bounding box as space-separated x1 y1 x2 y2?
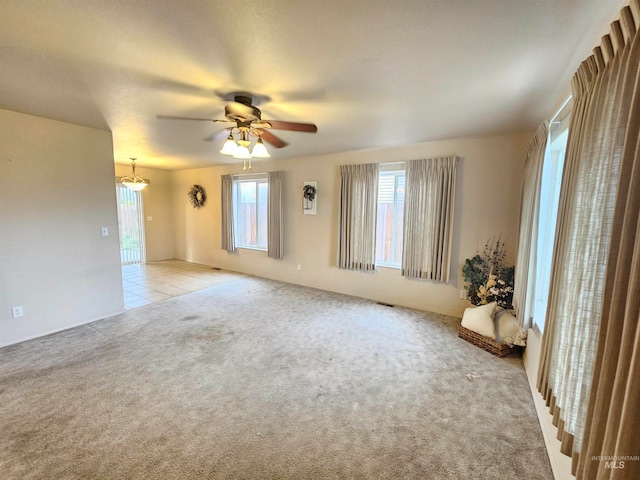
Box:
101 226 109 237
12 306 23 318
459 290 467 299
297 264 302 271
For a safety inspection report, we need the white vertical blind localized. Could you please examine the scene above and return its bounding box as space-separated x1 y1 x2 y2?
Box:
116 184 146 265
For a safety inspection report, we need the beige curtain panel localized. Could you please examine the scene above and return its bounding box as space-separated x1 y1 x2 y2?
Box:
267 171 285 259
401 156 458 283
513 122 548 329
537 2 640 478
337 163 379 271
220 174 235 253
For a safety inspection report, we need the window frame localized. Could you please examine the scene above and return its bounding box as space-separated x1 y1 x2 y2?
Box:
233 175 269 251
375 164 406 269
532 98 572 332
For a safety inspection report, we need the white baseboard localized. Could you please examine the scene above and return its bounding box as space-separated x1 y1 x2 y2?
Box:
0 309 126 349
523 327 573 480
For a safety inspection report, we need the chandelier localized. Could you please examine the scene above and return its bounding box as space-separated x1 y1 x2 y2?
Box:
121 158 147 191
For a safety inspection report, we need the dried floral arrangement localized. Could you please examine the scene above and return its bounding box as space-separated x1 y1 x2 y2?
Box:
462 236 515 309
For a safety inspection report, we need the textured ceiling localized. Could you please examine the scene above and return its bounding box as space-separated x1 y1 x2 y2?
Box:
0 0 627 170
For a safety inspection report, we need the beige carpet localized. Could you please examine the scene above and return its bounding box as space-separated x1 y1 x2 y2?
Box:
0 277 552 479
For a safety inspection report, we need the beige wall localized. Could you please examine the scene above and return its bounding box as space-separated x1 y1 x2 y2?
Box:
172 132 529 317
0 111 528 346
0 109 124 347
114 164 175 262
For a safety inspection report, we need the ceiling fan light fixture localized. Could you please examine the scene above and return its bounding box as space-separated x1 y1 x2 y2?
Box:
251 137 270 158
233 145 252 159
219 133 238 155
236 130 251 148
121 158 147 191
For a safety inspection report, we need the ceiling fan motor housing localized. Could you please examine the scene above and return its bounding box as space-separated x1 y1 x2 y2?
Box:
225 95 262 123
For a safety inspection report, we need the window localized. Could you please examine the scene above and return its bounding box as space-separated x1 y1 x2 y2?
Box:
532 99 571 332
375 168 405 267
234 177 268 250
340 158 456 277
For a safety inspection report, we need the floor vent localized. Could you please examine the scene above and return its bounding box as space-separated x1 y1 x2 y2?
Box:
376 302 394 307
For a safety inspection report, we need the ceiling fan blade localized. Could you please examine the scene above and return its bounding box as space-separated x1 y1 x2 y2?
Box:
204 128 232 142
157 115 218 122
252 121 272 129
263 120 317 133
257 129 288 148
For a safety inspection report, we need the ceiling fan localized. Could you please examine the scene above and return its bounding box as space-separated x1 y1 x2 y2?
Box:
158 93 317 167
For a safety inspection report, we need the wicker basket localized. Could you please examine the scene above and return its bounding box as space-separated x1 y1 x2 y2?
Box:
458 324 522 357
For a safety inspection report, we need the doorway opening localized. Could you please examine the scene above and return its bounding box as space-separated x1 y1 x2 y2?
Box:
116 184 146 265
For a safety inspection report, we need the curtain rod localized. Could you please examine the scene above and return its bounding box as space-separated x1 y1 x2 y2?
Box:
232 172 267 177
550 95 573 123
231 172 269 180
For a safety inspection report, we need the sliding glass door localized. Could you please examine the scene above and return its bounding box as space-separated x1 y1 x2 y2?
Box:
116 184 146 265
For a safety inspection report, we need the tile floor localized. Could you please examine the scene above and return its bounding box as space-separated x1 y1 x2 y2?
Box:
121 260 248 309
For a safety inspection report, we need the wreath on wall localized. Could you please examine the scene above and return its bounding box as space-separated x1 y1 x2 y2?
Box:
303 184 317 201
188 184 207 208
